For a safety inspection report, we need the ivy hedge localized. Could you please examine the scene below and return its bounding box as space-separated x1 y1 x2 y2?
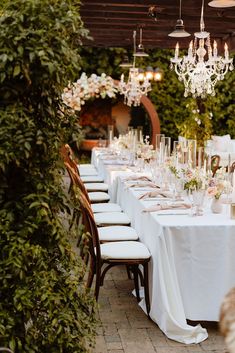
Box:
0 0 96 352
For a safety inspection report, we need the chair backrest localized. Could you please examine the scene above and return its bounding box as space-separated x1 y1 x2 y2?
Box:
60 144 81 177
230 161 235 173
211 154 220 177
64 162 91 202
65 163 101 262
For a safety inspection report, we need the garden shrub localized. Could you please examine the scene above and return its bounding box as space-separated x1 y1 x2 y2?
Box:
0 0 97 352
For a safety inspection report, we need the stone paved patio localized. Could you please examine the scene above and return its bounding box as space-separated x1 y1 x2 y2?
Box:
92 266 227 353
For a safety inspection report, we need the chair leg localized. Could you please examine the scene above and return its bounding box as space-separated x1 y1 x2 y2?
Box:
86 259 95 289
143 263 150 317
132 265 141 302
137 266 144 286
100 263 116 286
95 261 101 301
126 265 132 279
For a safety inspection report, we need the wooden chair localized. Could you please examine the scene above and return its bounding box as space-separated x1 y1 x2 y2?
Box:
60 145 111 203
66 163 137 238
74 185 151 315
211 154 220 177
61 144 99 177
230 161 235 173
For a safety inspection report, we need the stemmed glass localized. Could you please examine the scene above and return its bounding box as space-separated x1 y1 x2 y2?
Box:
192 189 205 216
186 188 205 216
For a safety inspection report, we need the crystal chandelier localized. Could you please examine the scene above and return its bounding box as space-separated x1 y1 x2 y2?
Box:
119 30 151 107
170 0 234 98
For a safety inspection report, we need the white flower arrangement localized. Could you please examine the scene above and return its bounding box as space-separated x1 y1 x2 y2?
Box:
136 136 155 162
62 72 118 111
113 134 133 151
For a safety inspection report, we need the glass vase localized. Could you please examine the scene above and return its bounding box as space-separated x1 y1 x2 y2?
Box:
211 197 223 214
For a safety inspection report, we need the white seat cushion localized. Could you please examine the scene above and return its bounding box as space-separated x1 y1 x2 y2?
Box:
78 163 98 176
94 212 130 226
79 163 95 168
211 134 231 152
91 203 122 213
81 175 104 183
85 182 109 192
79 169 98 176
88 192 110 203
98 226 138 242
100 241 150 260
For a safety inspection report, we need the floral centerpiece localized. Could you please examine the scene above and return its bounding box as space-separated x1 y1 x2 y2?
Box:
112 134 133 151
168 163 208 191
62 72 118 111
182 168 207 191
206 168 232 213
136 136 155 162
207 168 231 200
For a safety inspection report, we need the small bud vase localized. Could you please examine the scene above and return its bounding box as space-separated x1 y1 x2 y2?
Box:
211 197 223 214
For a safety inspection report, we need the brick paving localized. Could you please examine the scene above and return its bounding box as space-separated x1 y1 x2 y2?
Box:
92 266 227 353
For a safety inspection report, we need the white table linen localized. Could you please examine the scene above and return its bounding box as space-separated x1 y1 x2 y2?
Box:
91 148 235 344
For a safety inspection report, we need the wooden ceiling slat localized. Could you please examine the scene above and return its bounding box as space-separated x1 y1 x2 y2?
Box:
80 0 235 50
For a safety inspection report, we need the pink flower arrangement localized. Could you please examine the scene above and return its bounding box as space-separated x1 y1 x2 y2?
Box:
207 179 228 200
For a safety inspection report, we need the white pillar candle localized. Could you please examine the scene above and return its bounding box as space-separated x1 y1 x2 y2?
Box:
139 130 143 143
203 158 207 176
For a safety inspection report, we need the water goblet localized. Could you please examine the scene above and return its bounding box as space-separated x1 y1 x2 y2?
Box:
192 189 205 216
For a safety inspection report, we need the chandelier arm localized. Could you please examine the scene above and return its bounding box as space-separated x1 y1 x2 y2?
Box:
173 62 185 78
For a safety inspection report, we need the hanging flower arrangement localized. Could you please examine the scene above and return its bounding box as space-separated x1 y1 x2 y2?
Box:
62 72 118 111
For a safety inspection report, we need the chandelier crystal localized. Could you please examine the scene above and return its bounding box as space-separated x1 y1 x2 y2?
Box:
170 0 234 98
119 30 151 106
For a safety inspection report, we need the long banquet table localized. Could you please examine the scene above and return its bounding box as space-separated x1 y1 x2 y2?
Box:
91 147 235 344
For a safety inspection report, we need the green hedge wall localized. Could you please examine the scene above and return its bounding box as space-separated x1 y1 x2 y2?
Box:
0 1 96 352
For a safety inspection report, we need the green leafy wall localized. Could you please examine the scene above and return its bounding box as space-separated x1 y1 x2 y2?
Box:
0 0 96 352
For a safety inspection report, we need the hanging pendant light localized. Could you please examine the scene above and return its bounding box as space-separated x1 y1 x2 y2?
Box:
119 31 152 106
133 28 149 57
208 0 235 7
168 0 191 37
119 56 132 68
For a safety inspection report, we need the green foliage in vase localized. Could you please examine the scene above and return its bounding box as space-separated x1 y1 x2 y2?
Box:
0 0 97 352
77 47 235 144
175 99 213 147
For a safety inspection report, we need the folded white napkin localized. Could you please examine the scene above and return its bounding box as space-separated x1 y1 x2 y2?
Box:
142 202 191 213
125 181 159 189
101 155 118 160
123 175 151 182
103 160 129 165
139 190 172 200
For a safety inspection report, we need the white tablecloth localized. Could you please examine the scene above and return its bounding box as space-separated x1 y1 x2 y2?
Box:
91 148 235 344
